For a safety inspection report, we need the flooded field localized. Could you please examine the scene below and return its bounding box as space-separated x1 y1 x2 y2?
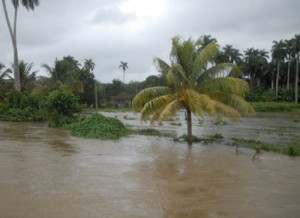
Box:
0 112 300 217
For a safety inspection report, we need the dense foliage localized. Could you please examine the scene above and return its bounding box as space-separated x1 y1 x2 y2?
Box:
68 113 131 139
0 91 45 121
44 86 80 127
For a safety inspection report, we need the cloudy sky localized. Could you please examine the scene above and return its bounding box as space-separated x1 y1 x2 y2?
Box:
0 0 299 83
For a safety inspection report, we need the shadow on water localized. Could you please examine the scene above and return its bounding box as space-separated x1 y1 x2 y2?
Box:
47 140 77 156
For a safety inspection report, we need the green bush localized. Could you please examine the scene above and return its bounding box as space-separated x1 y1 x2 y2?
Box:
0 91 45 121
43 86 80 127
68 113 131 139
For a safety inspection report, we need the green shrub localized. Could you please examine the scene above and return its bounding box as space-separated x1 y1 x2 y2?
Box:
43 86 80 127
68 113 131 139
0 91 45 121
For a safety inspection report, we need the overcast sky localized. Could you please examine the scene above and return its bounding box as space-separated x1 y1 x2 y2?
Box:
1 0 299 83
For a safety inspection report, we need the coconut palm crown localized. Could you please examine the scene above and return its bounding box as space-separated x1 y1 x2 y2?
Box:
132 36 254 145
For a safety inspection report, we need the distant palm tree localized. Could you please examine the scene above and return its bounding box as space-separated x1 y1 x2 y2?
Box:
243 48 269 87
0 63 12 81
272 40 286 100
133 36 253 145
2 0 39 91
83 58 95 73
18 61 37 91
284 39 294 90
119 61 128 83
197 34 217 51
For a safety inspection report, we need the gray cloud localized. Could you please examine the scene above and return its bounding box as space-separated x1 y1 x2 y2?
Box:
0 0 299 83
92 6 136 25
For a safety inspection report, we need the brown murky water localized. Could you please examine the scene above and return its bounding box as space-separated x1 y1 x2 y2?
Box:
0 113 300 218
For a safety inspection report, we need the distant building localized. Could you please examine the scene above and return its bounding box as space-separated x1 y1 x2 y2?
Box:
111 95 133 108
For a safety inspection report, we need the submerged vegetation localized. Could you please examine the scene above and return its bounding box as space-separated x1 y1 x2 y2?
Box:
232 138 300 156
68 114 131 139
251 102 300 112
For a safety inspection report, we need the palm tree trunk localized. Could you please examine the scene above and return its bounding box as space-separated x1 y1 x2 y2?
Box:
287 56 290 90
296 53 299 103
2 0 21 91
186 107 192 146
276 60 280 101
94 80 98 111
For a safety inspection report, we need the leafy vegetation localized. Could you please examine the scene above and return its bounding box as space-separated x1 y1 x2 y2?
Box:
0 91 45 121
251 102 300 112
44 86 80 127
68 114 131 139
232 138 300 156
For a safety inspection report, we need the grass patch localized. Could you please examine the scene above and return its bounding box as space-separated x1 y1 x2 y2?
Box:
174 133 224 144
250 102 300 112
232 138 300 156
68 113 131 139
134 128 173 137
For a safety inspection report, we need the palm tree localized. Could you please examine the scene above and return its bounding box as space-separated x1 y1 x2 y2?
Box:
83 58 98 109
0 63 12 81
2 0 39 91
197 34 217 51
18 61 37 91
272 40 286 100
293 34 300 103
243 48 269 87
133 36 254 145
83 58 95 73
40 58 84 93
119 61 128 83
284 39 294 90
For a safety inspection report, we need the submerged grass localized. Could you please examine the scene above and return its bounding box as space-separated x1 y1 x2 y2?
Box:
251 102 300 112
134 128 173 137
232 138 300 156
174 133 224 144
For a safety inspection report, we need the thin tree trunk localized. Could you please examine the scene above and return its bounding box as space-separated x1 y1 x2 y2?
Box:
296 53 299 103
275 60 280 101
94 80 98 111
186 107 192 146
287 56 290 90
2 0 21 91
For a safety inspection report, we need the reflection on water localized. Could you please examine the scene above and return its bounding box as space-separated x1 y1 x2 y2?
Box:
0 117 300 218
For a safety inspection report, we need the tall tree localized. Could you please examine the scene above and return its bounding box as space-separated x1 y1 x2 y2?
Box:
243 48 269 87
2 0 39 91
133 36 253 145
83 58 97 109
83 58 95 73
119 61 128 83
272 40 286 100
293 34 300 103
284 39 294 90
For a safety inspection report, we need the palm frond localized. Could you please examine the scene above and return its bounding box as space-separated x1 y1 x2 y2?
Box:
193 42 219 73
140 94 176 121
154 58 170 76
199 77 249 97
155 99 182 124
132 86 172 110
167 64 189 88
205 92 255 114
196 63 235 82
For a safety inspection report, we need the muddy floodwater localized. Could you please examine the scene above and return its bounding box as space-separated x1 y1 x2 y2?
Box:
0 112 300 218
